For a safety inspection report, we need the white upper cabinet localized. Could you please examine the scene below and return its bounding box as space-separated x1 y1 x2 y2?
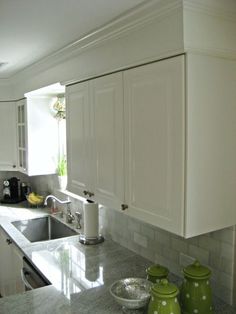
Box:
0 101 18 171
16 97 59 176
66 72 124 208
123 56 185 236
185 54 236 237
17 99 27 172
66 54 236 238
123 54 236 238
90 74 124 208
66 81 90 195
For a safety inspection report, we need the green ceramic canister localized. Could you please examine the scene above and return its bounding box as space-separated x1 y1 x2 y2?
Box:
146 264 169 284
180 260 213 314
148 279 181 314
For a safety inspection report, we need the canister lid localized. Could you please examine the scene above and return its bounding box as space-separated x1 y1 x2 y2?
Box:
146 264 169 277
152 279 179 298
183 260 211 279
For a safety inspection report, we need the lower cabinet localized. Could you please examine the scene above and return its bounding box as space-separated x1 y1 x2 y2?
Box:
0 229 24 297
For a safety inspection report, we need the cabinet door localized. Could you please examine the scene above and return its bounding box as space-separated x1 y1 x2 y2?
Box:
11 245 24 295
0 102 18 170
66 82 91 197
26 96 59 176
17 99 27 173
124 56 185 235
90 73 124 208
0 230 24 296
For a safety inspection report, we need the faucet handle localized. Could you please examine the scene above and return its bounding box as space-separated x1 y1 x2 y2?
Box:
75 211 82 229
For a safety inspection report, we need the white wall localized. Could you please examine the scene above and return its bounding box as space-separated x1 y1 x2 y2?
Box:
0 80 13 101
10 1 184 99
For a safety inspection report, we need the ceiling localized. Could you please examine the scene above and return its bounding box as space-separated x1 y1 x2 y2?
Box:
0 0 149 79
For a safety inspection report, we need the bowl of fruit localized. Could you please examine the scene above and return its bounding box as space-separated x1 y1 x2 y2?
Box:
26 192 44 207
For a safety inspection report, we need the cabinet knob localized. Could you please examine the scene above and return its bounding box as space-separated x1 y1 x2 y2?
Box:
121 204 128 211
6 238 12 245
12 165 16 168
83 190 88 196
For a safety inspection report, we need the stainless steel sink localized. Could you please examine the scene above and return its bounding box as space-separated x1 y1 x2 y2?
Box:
12 216 78 243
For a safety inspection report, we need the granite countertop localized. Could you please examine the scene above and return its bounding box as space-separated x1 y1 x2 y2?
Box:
0 204 235 314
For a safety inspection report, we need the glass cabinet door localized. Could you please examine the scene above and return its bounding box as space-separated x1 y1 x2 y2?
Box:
17 100 27 172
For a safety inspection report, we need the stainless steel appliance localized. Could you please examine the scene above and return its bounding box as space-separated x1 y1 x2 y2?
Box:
21 257 51 290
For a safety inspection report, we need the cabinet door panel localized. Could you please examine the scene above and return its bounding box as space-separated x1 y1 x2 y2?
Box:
185 54 236 237
17 99 27 173
27 97 58 176
90 73 124 208
0 102 17 170
124 56 185 235
0 231 24 297
66 82 90 196
17 96 60 176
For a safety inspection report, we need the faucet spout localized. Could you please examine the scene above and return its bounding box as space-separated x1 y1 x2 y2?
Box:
44 195 71 206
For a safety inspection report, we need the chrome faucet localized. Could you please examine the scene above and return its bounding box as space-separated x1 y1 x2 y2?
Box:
66 205 75 224
44 195 74 223
44 195 71 206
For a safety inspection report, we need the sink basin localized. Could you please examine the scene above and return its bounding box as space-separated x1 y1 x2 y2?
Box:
12 216 78 243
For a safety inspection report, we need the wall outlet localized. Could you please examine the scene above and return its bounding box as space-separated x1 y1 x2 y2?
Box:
180 253 195 267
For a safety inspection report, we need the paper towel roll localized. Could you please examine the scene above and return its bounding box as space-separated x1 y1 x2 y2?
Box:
83 201 99 238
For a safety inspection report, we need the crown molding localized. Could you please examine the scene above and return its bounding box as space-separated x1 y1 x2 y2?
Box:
10 0 236 88
184 46 236 60
183 0 236 60
11 0 182 82
0 78 11 86
183 0 236 21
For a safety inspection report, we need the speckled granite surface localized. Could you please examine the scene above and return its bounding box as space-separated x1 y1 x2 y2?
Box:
0 286 71 314
0 205 235 314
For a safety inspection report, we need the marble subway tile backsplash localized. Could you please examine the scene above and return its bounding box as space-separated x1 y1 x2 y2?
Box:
99 206 235 305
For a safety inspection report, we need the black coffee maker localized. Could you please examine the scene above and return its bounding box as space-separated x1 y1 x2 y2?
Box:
1 177 28 204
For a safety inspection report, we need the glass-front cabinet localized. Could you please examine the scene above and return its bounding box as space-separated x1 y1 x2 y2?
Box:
17 99 27 172
16 95 60 176
0 101 18 171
